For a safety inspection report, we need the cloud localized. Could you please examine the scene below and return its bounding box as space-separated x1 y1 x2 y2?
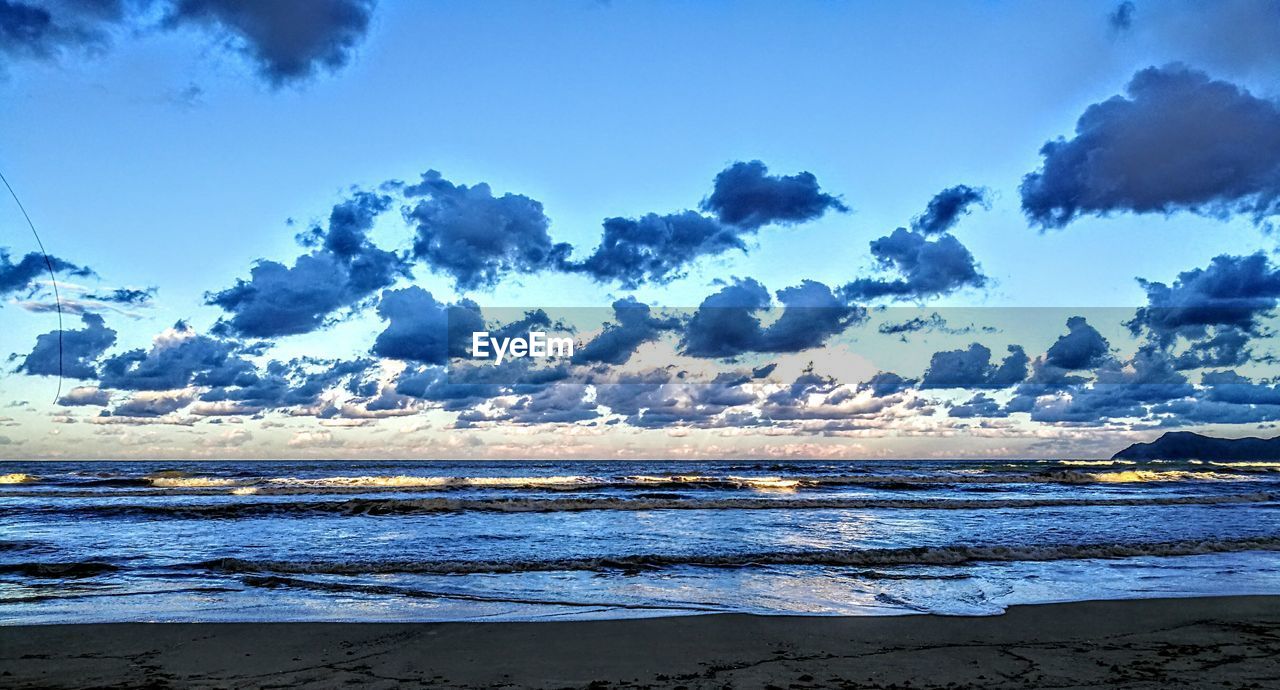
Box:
571 298 680 366
1021 65 1280 228
80 287 155 305
700 160 846 230
99 321 251 391
208 191 406 337
0 0 123 61
571 211 744 288
1045 316 1112 370
164 0 375 86
199 357 373 412
1130 253 1280 339
680 279 862 358
0 249 92 297
1027 348 1193 424
919 343 1028 389
573 161 844 287
912 185 988 235
110 390 198 418
370 286 483 365
841 228 986 301
1 0 376 86
1108 1 1135 31
57 386 111 407
16 312 117 380
401 170 571 291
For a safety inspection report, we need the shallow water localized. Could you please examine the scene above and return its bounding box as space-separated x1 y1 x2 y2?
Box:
2 459 1279 622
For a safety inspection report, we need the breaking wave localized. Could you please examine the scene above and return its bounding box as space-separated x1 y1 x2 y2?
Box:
190 536 1280 576
17 492 1275 519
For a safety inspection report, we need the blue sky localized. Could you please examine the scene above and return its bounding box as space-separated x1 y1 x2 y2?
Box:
2 0 1279 459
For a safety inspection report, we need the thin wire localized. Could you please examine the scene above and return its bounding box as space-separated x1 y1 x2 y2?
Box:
0 170 64 403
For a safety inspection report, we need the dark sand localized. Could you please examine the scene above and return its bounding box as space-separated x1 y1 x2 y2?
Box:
2 596 1278 688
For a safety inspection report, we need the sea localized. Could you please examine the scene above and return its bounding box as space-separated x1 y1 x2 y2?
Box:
2 458 1279 623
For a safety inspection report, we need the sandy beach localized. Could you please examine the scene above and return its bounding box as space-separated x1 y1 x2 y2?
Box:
2 596 1277 689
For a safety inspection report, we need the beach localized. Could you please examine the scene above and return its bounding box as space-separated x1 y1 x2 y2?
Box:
2 596 1278 689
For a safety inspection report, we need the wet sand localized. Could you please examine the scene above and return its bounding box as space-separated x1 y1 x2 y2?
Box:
2 596 1278 688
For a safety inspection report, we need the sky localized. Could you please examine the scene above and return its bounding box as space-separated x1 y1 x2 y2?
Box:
2 0 1280 460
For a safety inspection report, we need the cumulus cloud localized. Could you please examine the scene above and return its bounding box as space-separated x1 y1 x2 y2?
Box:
571 298 680 366
57 386 111 407
370 286 483 365
165 0 376 86
208 191 406 337
571 211 743 288
700 160 847 230
99 321 251 391
841 228 986 301
574 161 843 287
0 0 377 86
401 170 571 291
0 248 92 297
680 279 862 358
919 343 1028 389
1108 1 1135 31
0 0 125 61
17 312 117 380
1021 65 1280 228
1130 253 1280 339
912 185 988 235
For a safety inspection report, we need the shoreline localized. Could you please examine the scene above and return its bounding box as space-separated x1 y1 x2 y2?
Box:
3 596 1278 688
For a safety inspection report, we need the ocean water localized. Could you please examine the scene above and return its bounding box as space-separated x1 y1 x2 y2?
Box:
2 459 1279 623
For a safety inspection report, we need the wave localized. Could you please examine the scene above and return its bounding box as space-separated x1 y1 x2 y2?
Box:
15 492 1275 519
7 468 1265 498
241 575 721 612
190 536 1280 576
0 561 119 578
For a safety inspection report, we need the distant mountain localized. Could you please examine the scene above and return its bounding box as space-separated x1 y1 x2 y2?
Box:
1112 431 1280 461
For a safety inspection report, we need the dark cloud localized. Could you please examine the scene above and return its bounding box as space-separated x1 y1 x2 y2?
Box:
0 249 92 297
16 312 117 380
919 343 1028 389
81 287 156 305
571 211 743 288
110 391 196 418
1021 65 1280 228
948 393 1007 418
858 371 916 398
0 0 124 61
681 279 863 358
99 321 251 391
1130 253 1280 339
573 161 843 287
912 185 987 235
198 357 373 412
1169 326 1254 370
1108 1 1135 31
370 287 482 365
595 370 756 429
208 191 406 338
841 228 986 301
1028 348 1193 424
1045 316 1112 370
571 298 680 366
401 170 571 291
1 0 374 86
164 0 376 86
700 160 847 230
